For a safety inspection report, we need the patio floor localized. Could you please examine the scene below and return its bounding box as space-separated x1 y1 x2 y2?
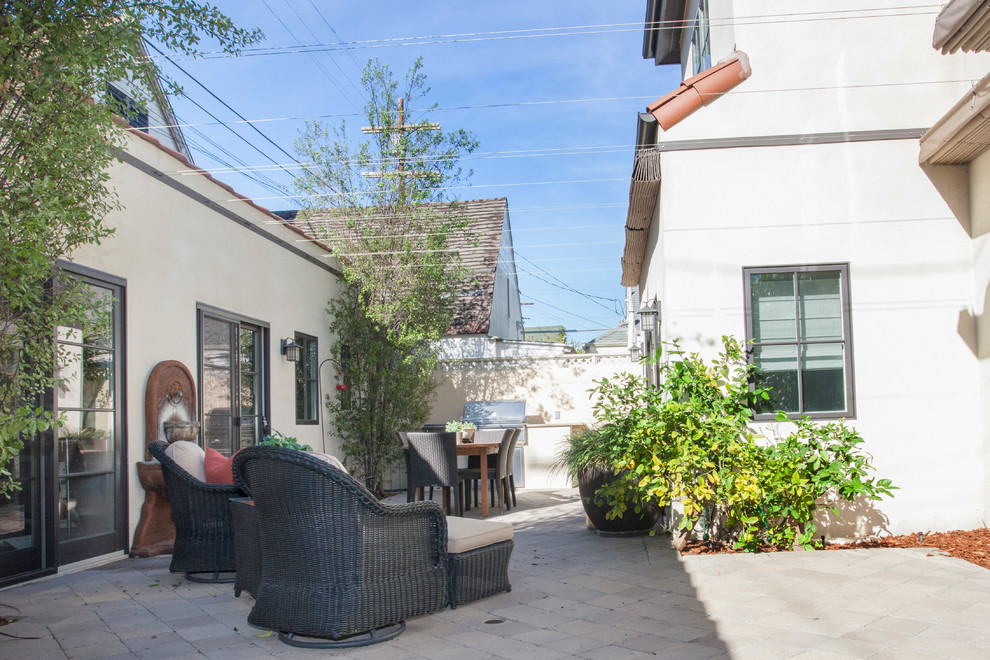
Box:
2 488 990 659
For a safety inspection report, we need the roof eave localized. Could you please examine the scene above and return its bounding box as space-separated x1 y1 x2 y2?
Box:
920 70 990 165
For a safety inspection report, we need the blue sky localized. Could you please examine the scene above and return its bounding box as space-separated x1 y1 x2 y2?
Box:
155 1 681 345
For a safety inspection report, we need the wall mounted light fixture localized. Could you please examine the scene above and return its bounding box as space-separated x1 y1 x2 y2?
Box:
280 337 301 362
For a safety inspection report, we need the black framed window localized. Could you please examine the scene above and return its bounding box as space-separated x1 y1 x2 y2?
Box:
295 333 318 424
106 84 148 133
744 264 854 419
198 306 270 456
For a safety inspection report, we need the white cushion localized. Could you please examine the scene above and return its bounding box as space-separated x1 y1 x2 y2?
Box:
306 451 348 474
164 441 206 482
445 516 513 554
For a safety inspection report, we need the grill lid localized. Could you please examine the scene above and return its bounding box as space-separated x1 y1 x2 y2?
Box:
462 400 526 427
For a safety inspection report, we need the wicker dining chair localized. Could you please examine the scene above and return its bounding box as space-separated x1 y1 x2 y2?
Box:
459 429 513 516
147 440 243 583
231 446 448 648
405 431 467 516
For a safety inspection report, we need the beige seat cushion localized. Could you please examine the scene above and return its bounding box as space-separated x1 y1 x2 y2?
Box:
164 441 206 482
306 451 348 473
446 516 513 554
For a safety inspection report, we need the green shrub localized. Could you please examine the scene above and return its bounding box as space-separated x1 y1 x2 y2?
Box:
589 335 895 551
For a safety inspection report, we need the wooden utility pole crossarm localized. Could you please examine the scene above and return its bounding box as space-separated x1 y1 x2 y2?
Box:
361 98 440 185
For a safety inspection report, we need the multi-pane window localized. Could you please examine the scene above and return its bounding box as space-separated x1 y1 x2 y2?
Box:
295 333 318 424
744 265 854 419
106 84 149 133
199 307 269 456
690 0 712 75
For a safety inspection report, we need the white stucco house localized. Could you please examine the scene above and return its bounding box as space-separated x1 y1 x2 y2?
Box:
624 0 990 535
0 89 346 586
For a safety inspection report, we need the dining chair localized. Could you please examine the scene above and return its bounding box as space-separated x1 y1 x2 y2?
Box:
459 429 513 516
405 431 467 516
504 428 521 508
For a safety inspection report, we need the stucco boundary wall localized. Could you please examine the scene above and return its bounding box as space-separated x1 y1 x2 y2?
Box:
427 353 641 489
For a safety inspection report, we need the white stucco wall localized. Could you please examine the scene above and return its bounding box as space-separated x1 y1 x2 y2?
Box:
633 2 990 534
430 354 640 489
67 133 345 546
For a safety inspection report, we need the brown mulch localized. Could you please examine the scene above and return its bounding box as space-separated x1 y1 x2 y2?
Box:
680 528 990 571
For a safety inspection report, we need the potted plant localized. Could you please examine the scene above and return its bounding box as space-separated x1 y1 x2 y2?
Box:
552 425 660 536
445 420 476 443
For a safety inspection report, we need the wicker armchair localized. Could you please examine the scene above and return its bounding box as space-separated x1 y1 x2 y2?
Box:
147 440 243 583
231 446 448 648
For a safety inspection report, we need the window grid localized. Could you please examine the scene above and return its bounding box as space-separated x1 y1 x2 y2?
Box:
295 333 318 424
744 264 855 420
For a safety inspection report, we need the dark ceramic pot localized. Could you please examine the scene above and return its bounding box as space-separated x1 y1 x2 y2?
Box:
577 467 660 536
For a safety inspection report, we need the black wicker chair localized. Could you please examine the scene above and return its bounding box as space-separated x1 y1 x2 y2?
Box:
147 440 243 583
405 431 467 516
231 446 448 648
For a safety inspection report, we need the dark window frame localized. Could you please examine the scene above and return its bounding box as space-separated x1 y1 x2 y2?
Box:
196 304 270 455
294 332 318 425
743 263 855 420
106 84 149 133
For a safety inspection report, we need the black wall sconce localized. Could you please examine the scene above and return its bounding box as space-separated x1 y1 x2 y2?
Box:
280 337 301 362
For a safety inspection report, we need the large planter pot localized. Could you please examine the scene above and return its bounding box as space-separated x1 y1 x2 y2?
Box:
578 467 660 536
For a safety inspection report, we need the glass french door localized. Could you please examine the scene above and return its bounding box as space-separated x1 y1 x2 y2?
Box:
199 309 268 456
54 277 127 566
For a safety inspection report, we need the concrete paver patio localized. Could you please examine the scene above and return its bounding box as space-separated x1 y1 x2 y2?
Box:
2 488 989 658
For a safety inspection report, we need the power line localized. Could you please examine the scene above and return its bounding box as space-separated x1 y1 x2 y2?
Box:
140 77 978 134
260 0 364 112
302 0 367 98
152 7 941 61
144 40 301 171
521 293 616 328
517 253 622 304
234 176 629 203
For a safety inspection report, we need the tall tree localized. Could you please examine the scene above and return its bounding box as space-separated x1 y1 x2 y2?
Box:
0 1 260 493
294 57 479 491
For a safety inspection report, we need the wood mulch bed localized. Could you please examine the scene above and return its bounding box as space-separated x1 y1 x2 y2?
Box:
680 528 990 570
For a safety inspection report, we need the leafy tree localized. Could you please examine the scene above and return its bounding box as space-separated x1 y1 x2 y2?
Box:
0 1 259 494
293 57 479 492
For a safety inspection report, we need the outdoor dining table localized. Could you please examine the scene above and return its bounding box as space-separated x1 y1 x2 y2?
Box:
403 440 502 518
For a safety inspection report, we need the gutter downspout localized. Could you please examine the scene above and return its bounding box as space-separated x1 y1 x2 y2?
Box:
646 51 752 130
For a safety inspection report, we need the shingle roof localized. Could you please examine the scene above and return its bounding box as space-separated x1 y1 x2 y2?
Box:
276 198 508 336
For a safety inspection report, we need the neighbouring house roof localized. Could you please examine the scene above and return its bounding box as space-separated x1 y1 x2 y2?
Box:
642 0 688 66
920 70 990 165
524 325 566 341
275 198 510 336
587 320 635 349
933 0 990 54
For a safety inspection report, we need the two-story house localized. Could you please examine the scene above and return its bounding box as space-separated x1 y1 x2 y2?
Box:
623 0 990 535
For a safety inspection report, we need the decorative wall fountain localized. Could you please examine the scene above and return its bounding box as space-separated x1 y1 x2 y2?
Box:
130 360 199 557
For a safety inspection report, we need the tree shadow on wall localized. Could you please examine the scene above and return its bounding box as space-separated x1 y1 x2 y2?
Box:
435 357 588 423
814 494 893 540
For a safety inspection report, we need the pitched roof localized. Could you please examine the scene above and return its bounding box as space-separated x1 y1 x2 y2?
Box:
276 198 509 336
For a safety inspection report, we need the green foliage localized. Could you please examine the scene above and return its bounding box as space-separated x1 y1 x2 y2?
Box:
259 430 312 452
295 58 478 493
587 336 895 551
0 1 259 496
444 421 476 433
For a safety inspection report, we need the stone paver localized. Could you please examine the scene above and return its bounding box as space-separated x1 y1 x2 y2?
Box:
1 488 989 658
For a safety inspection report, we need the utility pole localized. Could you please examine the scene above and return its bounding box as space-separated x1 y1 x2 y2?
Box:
361 98 440 203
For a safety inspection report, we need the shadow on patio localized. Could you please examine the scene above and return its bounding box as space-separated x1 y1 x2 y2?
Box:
0 488 730 659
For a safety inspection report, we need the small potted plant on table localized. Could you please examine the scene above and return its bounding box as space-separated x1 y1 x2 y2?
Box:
445 421 477 443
